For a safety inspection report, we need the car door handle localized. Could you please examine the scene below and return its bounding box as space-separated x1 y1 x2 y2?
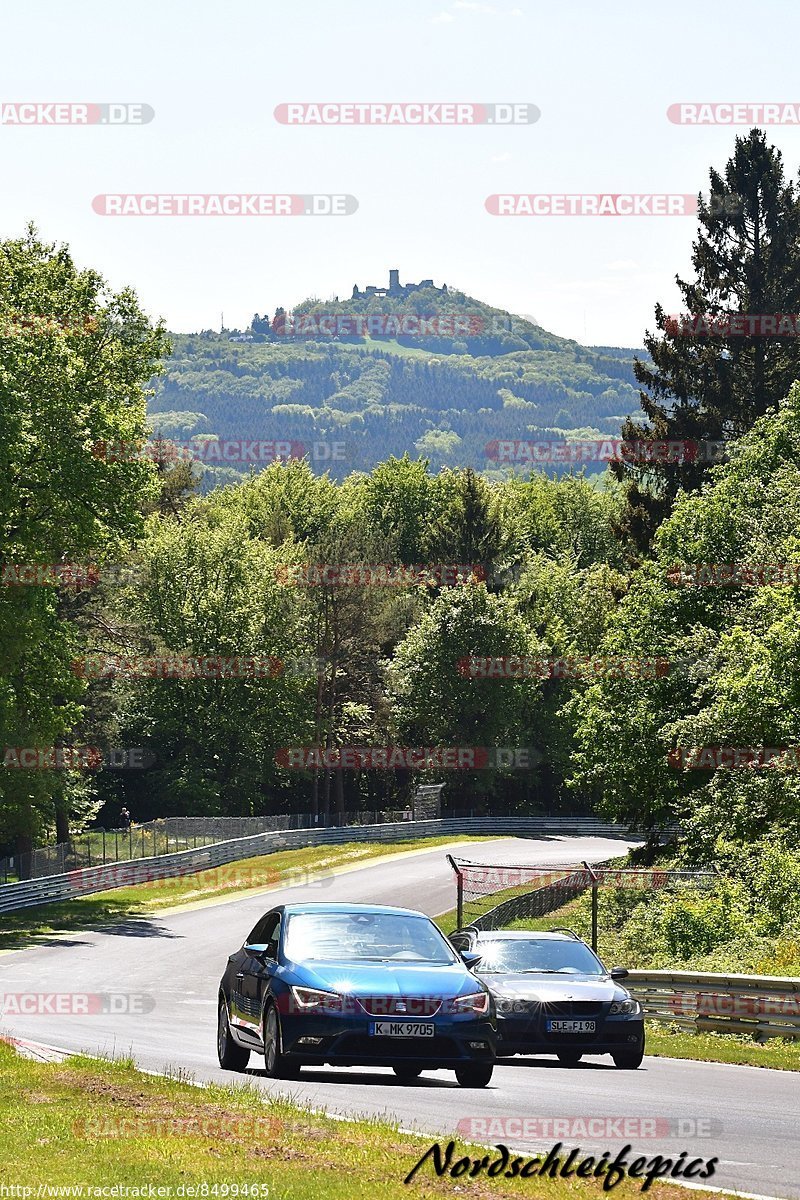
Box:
235 972 245 979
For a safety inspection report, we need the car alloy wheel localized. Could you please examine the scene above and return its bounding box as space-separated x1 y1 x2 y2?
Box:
262 1003 300 1079
217 998 250 1072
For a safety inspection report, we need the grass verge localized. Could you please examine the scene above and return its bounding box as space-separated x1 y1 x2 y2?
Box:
0 1041 721 1199
0 836 497 953
643 1022 800 1071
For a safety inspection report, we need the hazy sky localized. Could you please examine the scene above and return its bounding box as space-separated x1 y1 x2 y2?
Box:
2 0 800 346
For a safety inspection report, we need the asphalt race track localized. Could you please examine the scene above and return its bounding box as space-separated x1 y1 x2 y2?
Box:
1 835 797 1199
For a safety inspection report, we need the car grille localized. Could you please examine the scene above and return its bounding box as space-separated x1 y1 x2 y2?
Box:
356 996 442 1017
335 1034 458 1058
544 1001 604 1016
495 999 605 1017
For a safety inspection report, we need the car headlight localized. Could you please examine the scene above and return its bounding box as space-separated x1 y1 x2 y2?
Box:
289 986 344 1012
609 999 641 1015
449 991 490 1015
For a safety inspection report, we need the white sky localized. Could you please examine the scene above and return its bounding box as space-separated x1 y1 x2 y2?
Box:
2 0 800 346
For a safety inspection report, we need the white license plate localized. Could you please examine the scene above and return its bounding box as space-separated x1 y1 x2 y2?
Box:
370 1021 435 1037
547 1019 596 1033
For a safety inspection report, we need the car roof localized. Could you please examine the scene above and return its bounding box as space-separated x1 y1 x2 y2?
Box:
278 902 428 918
465 930 583 942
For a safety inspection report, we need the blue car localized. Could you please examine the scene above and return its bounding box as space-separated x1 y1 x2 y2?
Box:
217 902 496 1086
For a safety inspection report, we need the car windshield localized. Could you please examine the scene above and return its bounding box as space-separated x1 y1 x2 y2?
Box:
474 938 605 976
284 911 459 964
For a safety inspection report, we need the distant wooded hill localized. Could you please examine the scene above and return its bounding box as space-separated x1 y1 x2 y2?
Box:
149 285 645 484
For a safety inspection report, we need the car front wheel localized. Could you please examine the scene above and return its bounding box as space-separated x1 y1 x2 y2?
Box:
612 1045 644 1070
262 1003 301 1079
557 1050 583 1067
393 1064 423 1082
217 998 250 1072
455 1063 493 1087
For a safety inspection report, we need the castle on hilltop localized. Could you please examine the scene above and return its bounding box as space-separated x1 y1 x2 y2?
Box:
352 269 448 300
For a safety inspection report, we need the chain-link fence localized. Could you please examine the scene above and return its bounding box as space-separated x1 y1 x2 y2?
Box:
0 808 419 882
447 857 718 945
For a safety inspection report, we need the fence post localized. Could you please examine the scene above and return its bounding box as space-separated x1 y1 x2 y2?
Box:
102 830 106 864
447 854 463 930
583 860 599 952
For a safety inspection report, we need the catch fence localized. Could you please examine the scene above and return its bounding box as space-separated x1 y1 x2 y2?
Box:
447 858 717 948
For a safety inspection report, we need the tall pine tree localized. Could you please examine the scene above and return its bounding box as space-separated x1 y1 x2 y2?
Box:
613 129 800 550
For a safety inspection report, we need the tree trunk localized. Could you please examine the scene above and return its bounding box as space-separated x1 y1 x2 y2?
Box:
14 831 34 880
55 798 70 845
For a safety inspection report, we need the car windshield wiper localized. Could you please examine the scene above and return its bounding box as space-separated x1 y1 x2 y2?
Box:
355 955 432 962
518 968 572 974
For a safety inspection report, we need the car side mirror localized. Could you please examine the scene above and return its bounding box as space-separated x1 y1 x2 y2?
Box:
460 950 483 969
244 943 272 963
610 967 629 980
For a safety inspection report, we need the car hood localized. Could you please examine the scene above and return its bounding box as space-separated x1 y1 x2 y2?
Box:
287 959 482 998
477 972 628 1003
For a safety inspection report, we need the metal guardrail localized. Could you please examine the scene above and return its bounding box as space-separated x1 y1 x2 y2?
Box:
0 811 413 882
627 970 800 1041
0 815 631 913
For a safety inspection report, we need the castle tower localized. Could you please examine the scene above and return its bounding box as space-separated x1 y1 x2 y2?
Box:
389 268 401 294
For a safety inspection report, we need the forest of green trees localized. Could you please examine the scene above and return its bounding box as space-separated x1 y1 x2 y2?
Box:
149 311 642 483
2 130 800 958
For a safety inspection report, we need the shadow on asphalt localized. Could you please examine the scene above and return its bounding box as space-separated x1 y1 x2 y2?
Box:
247 1066 462 1087
95 918 183 939
497 1056 639 1072
245 1056 635 1087
0 914 183 953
